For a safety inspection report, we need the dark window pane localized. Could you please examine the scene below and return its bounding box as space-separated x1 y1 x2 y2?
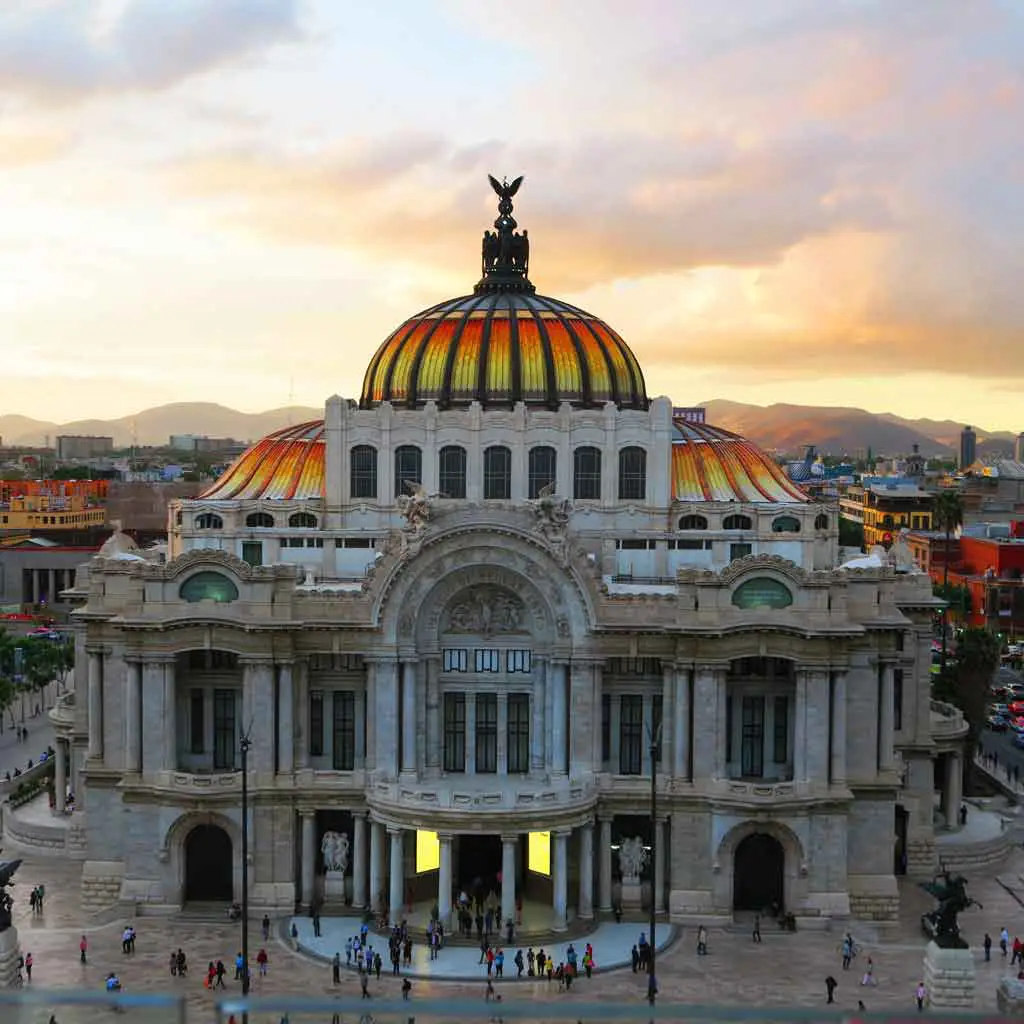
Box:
618 446 647 501
213 689 236 770
619 695 643 775
484 446 512 500
573 446 602 500
894 669 903 731
507 694 530 774
444 693 465 772
394 446 423 498
773 695 789 764
438 445 467 499
476 694 497 773
652 693 663 765
741 696 765 778
528 446 557 499
190 689 204 755
309 690 324 757
332 691 355 770
350 445 378 499
601 694 611 764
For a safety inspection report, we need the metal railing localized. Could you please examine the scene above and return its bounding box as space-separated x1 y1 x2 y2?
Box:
0 988 185 1024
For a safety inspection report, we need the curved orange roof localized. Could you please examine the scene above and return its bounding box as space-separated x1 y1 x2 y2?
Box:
672 419 808 503
199 421 325 501
360 292 648 411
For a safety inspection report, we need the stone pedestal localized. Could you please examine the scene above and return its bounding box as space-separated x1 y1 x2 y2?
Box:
923 941 975 1010
0 926 21 988
997 978 1024 1016
324 870 348 903
621 879 643 912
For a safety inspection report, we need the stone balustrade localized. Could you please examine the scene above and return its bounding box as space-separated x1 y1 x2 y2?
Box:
930 699 969 740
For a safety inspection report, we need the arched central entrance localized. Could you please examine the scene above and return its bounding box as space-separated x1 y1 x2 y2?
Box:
184 824 233 902
733 832 784 912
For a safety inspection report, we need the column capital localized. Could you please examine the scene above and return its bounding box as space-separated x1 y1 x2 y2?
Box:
598 813 615 825
552 827 572 838
299 809 317 821
386 825 404 836
351 809 368 820
139 653 176 666
238 655 276 667
85 645 111 657
437 831 455 843
500 833 520 845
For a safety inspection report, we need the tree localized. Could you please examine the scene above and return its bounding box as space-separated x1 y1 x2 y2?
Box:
944 626 1001 755
933 490 964 678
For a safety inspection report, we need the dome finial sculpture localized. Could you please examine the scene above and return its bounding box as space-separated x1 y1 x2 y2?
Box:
478 174 534 294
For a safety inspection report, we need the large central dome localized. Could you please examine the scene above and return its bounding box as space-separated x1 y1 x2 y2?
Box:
360 176 648 411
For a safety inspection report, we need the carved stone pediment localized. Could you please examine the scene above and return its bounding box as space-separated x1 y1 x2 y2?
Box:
446 585 526 636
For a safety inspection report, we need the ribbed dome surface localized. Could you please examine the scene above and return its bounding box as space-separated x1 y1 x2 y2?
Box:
360 292 648 410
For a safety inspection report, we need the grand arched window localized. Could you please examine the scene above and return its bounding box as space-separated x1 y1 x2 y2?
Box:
350 444 378 499
483 446 512 500
731 577 794 610
618 446 647 501
288 512 318 529
245 512 274 528
394 445 422 497
573 446 602 500
194 513 223 530
438 445 467 499
528 446 557 499
679 514 708 530
180 572 239 604
723 514 753 530
771 515 801 533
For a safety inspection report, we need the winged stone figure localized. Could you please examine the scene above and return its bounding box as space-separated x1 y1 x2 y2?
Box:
488 174 523 200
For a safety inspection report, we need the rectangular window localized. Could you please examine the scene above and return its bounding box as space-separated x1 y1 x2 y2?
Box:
601 693 611 764
474 649 501 673
528 446 557 499
730 542 753 562
483 446 512 500
438 445 467 499
619 695 643 775
394 446 422 498
443 693 466 772
573 446 602 501
507 694 530 774
668 539 713 550
189 688 204 755
773 695 789 764
213 688 236 770
476 694 498 773
652 693 664 765
309 690 324 757
350 445 378 499
241 541 263 567
741 696 765 778
894 669 904 731
332 691 355 771
506 650 532 673
443 649 468 673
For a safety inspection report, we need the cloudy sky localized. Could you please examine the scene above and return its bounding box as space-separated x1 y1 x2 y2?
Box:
0 0 1022 428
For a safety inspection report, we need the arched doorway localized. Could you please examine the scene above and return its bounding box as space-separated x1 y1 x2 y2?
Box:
184 824 233 902
733 832 784 912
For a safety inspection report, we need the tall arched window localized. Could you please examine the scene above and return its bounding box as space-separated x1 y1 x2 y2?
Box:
573 446 602 500
350 444 378 499
723 514 753 530
771 515 801 533
814 513 829 531
483 446 512 500
195 513 223 530
288 512 318 529
678 514 708 530
394 445 422 497
528 446 557 499
245 512 274 528
618 446 647 501
438 445 467 499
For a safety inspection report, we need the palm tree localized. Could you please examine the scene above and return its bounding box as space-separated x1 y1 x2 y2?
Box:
954 626 1002 754
934 490 964 679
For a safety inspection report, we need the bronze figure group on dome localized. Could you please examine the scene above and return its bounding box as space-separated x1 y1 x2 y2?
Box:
477 174 533 290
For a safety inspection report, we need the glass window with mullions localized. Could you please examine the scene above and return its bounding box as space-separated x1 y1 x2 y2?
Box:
617 446 647 501
507 693 530 774
483 445 512 500
443 692 465 772
528 446 557 499
438 445 467 498
476 694 498 773
349 445 378 499
474 649 501 672
506 649 531 673
573 446 602 500
443 649 468 672
394 445 422 497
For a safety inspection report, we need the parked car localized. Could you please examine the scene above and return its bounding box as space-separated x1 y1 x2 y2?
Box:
1012 730 1024 749
988 714 1010 731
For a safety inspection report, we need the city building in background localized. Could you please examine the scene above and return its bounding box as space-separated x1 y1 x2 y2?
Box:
839 478 935 548
959 426 977 470
55 435 114 460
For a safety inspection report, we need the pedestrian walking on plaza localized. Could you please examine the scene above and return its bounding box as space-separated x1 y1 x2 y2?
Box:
752 914 761 943
256 948 268 977
79 935 88 964
631 945 639 972
313 910 322 939
402 977 412 1000
916 980 926 1011
1002 927 1010 957
24 952 33 982
861 957 877 987
825 975 838 1004
215 959 227 988
985 933 992 961
332 952 341 984
360 972 370 999
262 914 270 941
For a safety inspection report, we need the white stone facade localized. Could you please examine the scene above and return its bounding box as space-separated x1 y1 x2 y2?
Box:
65 394 942 927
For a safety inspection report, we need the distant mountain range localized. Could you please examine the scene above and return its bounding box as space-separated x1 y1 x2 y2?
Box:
0 399 1018 458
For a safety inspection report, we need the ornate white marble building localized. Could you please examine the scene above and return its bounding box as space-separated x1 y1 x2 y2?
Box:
66 181 943 925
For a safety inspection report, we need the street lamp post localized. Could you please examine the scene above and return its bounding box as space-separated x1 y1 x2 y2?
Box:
647 721 662 1007
240 732 252 1019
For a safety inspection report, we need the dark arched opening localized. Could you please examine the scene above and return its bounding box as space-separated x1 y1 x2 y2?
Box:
185 824 233 902
733 832 784 912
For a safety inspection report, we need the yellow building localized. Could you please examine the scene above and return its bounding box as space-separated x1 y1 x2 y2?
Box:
0 494 106 530
854 483 934 548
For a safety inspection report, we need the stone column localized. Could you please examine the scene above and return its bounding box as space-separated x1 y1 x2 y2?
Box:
530 657 546 772
438 833 453 925
569 662 593 776
880 661 896 771
501 834 517 925
352 812 368 909
365 661 377 770
830 670 847 786
692 665 719 780
369 820 384 912
426 657 441 773
295 660 309 770
944 752 963 828
551 661 567 775
598 817 613 912
653 818 666 914
301 811 316 908
793 670 808 782
86 648 103 759
163 659 177 770
610 695 621 771
375 660 399 777
243 660 275 774
401 661 416 774
54 738 67 813
673 666 690 779
497 693 508 775
141 660 165 773
388 828 404 918
354 684 366 769
552 830 568 931
578 822 594 919
591 663 604 770
278 662 294 773
715 669 727 778
124 659 142 773
661 665 673 772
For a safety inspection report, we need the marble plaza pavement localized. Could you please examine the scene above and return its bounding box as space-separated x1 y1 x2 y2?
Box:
6 846 1024 1022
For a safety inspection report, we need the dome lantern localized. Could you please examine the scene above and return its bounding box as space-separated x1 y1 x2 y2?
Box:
474 174 535 295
